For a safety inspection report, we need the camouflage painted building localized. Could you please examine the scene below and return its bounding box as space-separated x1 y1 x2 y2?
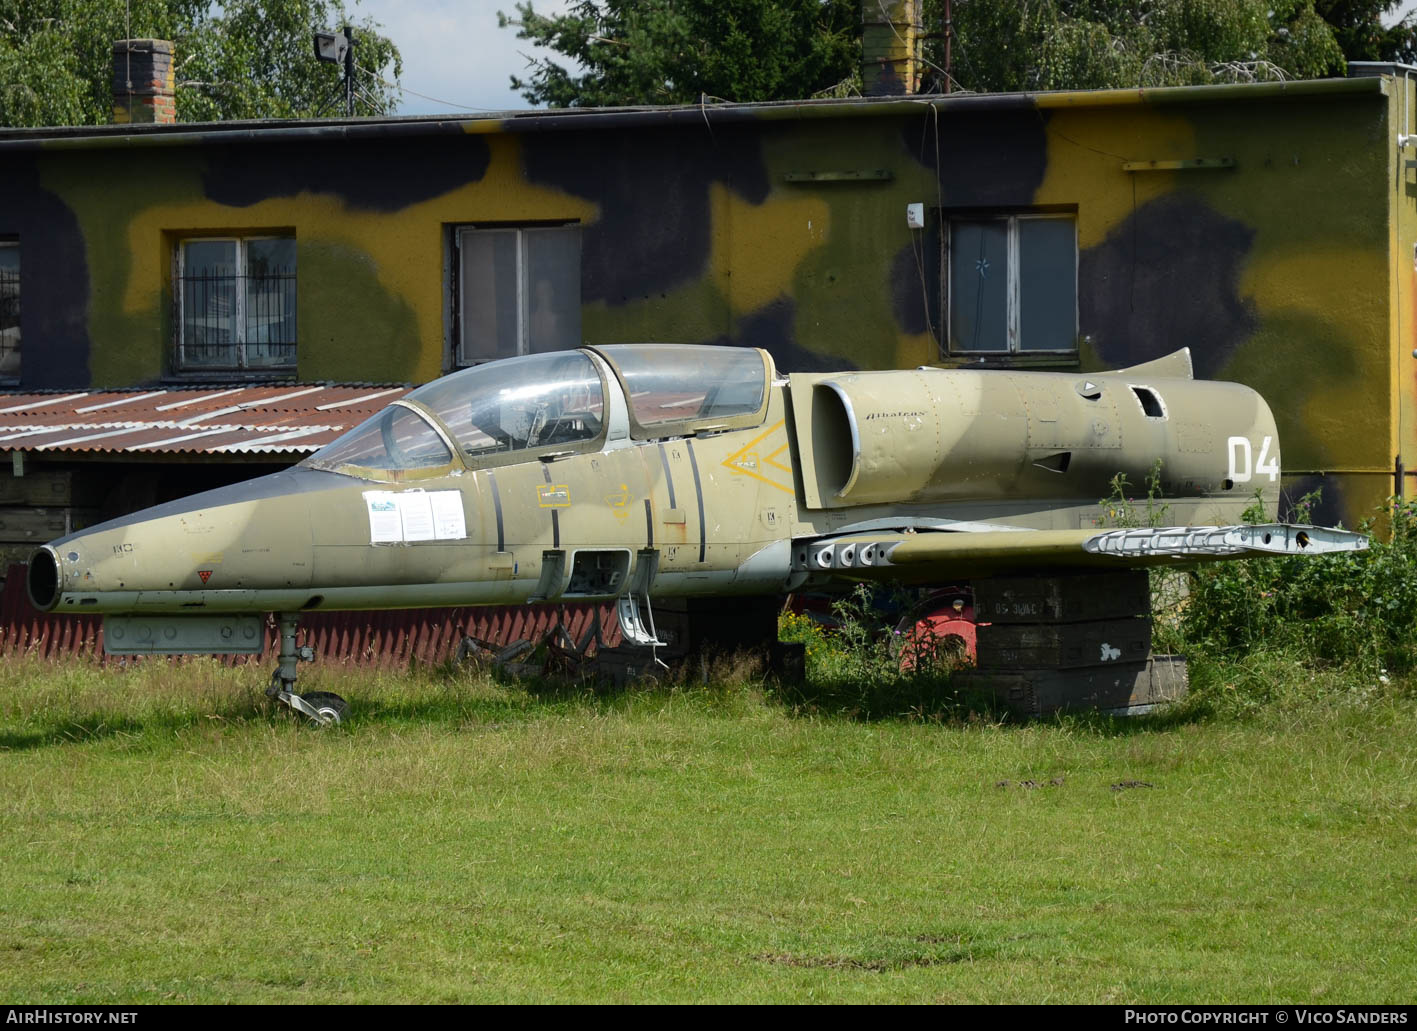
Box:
1 66 1416 529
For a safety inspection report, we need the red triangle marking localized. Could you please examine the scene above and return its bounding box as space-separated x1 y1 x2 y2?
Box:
197 569 212 584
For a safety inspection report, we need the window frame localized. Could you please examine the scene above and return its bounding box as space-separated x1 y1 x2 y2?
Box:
0 238 18 385
173 233 297 374
452 221 581 368
944 211 1078 358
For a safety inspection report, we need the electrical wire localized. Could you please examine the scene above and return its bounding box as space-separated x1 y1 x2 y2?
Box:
910 227 938 345
124 0 132 121
949 14 980 89
907 100 945 353
362 67 508 113
352 81 384 111
871 0 961 91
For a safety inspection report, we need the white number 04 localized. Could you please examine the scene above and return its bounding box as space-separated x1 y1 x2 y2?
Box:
1227 435 1279 483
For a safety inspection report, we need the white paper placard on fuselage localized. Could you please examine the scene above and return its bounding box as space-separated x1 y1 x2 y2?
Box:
429 491 467 540
399 492 435 541
364 490 467 543
364 492 403 543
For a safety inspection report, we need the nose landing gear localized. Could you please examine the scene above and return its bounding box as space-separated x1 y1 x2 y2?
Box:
265 613 347 725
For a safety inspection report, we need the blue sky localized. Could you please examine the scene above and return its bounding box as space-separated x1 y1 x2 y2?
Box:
352 0 577 114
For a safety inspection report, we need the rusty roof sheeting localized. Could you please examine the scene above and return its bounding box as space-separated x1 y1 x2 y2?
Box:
0 384 409 457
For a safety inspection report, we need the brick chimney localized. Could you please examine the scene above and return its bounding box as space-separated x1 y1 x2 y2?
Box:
112 39 176 124
862 0 921 96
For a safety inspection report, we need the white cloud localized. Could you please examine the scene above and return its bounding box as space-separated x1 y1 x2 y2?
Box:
351 0 579 114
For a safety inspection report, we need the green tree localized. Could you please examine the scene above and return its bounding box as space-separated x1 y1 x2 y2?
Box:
0 0 402 128
497 0 862 107
1313 0 1417 63
923 0 1346 93
498 0 1369 107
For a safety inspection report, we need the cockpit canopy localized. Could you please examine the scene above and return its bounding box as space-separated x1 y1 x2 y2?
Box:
303 344 771 480
418 351 605 459
592 343 768 438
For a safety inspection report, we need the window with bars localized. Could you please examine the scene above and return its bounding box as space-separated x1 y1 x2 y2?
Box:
175 236 296 372
454 223 580 365
0 241 18 383
947 213 1077 355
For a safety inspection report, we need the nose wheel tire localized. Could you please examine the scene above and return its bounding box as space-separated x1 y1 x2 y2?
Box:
299 691 350 726
267 670 348 726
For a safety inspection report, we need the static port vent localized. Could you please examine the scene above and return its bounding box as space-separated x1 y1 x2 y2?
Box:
1132 386 1165 418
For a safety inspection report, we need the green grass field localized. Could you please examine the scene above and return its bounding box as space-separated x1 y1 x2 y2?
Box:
1 658 1414 1003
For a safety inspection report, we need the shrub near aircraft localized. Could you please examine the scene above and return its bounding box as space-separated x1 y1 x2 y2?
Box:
28 344 1366 723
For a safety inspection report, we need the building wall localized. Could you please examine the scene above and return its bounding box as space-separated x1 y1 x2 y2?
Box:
0 79 1401 525
1391 74 1417 522
1046 87 1396 525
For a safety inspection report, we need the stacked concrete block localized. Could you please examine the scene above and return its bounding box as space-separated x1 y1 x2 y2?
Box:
959 571 1188 716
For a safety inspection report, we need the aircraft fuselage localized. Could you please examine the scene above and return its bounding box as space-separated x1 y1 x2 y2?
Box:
29 345 1285 618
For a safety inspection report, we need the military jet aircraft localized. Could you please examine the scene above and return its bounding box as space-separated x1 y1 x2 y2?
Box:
28 343 1366 723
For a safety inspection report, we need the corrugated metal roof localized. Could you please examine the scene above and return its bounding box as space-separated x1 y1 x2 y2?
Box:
0 384 409 457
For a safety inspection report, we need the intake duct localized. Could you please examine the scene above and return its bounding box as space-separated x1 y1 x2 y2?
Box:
802 373 1043 507
27 547 60 611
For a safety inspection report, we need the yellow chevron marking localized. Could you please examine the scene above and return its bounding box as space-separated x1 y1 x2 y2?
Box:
765 442 793 474
721 421 795 494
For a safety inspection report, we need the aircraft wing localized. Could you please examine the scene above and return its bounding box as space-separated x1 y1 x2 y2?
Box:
793 524 1368 581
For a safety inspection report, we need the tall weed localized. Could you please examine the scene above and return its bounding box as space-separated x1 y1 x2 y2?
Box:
1179 496 1417 674
776 586 990 720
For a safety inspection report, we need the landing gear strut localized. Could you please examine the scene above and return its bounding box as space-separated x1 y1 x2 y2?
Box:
265 613 347 725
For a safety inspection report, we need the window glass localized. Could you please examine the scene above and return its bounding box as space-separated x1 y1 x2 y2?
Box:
597 344 766 431
949 220 1008 352
178 236 295 371
244 238 297 366
947 214 1077 355
181 240 238 367
458 229 519 362
525 227 581 353
1018 218 1076 352
305 404 451 474
456 224 580 364
0 242 18 381
184 239 237 276
412 350 603 459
